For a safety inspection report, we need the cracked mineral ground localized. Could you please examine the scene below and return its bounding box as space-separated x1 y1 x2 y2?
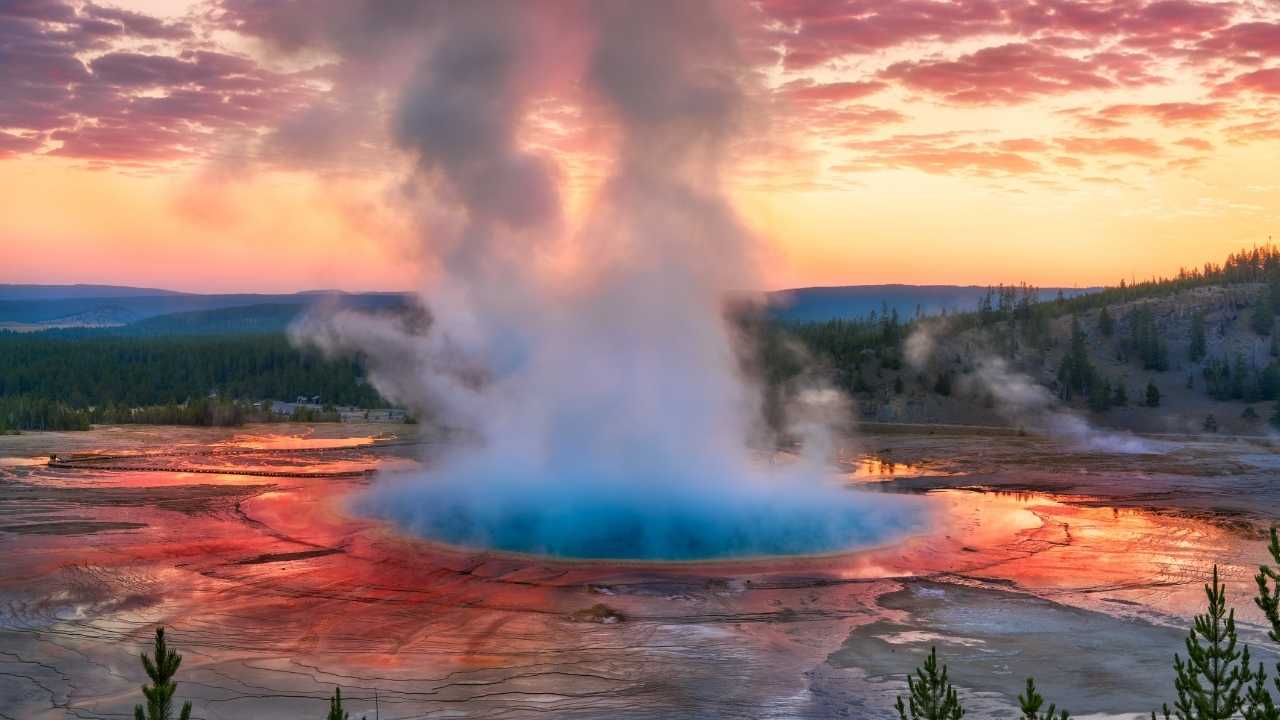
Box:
1 423 1275 719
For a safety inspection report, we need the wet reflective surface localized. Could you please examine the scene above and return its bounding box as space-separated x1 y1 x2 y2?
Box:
0 424 1275 718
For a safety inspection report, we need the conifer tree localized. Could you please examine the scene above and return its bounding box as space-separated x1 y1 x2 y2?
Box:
1248 527 1280 720
1088 377 1113 412
1233 354 1250 400
1254 297 1275 337
1244 667 1279 720
1255 528 1280 644
134 628 192 720
1019 677 1069 720
1155 566 1251 720
1058 315 1098 401
328 686 350 720
1146 381 1162 407
1113 384 1128 406
1189 312 1208 363
1098 306 1115 337
896 647 965 720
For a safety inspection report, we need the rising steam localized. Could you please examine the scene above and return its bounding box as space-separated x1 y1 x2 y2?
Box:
287 1 922 559
905 323 1157 455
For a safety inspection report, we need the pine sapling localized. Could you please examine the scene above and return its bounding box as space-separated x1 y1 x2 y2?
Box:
1160 566 1252 720
328 686 349 720
1019 677 1069 720
134 627 192 720
896 646 965 720
1249 526 1280 720
1255 528 1280 643
1245 662 1280 720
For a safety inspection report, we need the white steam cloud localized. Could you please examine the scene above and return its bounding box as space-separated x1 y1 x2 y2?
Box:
284 1 921 559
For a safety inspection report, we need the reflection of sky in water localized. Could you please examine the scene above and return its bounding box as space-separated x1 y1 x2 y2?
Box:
0 456 46 467
843 455 953 482
219 434 379 450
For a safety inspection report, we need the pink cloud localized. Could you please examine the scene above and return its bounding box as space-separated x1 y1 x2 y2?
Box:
779 79 887 103
881 43 1137 104
996 138 1051 152
1098 101 1228 124
0 2 319 164
761 0 1010 70
843 132 1043 176
1174 136 1213 150
1215 68 1280 96
1199 22 1280 57
1057 135 1164 156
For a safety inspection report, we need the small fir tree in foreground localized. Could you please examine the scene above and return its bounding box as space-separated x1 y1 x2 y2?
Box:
896 646 965 720
1019 677 1069 720
328 686 350 720
1250 529 1280 720
1244 668 1280 720
1154 566 1251 720
135 627 192 720
1255 528 1280 644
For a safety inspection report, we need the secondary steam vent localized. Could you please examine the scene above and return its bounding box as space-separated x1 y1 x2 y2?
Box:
292 1 927 560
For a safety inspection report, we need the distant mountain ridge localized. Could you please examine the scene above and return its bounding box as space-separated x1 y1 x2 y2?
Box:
0 284 184 301
0 282 1101 334
0 286 413 334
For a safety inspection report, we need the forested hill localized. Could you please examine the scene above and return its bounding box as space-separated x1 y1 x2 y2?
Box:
759 244 1280 436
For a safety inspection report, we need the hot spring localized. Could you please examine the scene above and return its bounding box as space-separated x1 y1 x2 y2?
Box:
359 461 926 561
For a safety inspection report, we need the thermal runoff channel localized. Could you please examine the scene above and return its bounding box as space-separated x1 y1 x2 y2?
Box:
294 1 924 560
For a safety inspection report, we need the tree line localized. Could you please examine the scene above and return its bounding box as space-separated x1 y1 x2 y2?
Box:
0 334 384 431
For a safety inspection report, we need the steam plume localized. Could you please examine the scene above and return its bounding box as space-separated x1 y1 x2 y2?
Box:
288 1 921 559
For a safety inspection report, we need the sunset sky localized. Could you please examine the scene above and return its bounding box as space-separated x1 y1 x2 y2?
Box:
1 0 1278 293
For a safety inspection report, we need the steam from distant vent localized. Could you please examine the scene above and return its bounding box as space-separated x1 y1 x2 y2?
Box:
904 323 1157 455
289 0 924 560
